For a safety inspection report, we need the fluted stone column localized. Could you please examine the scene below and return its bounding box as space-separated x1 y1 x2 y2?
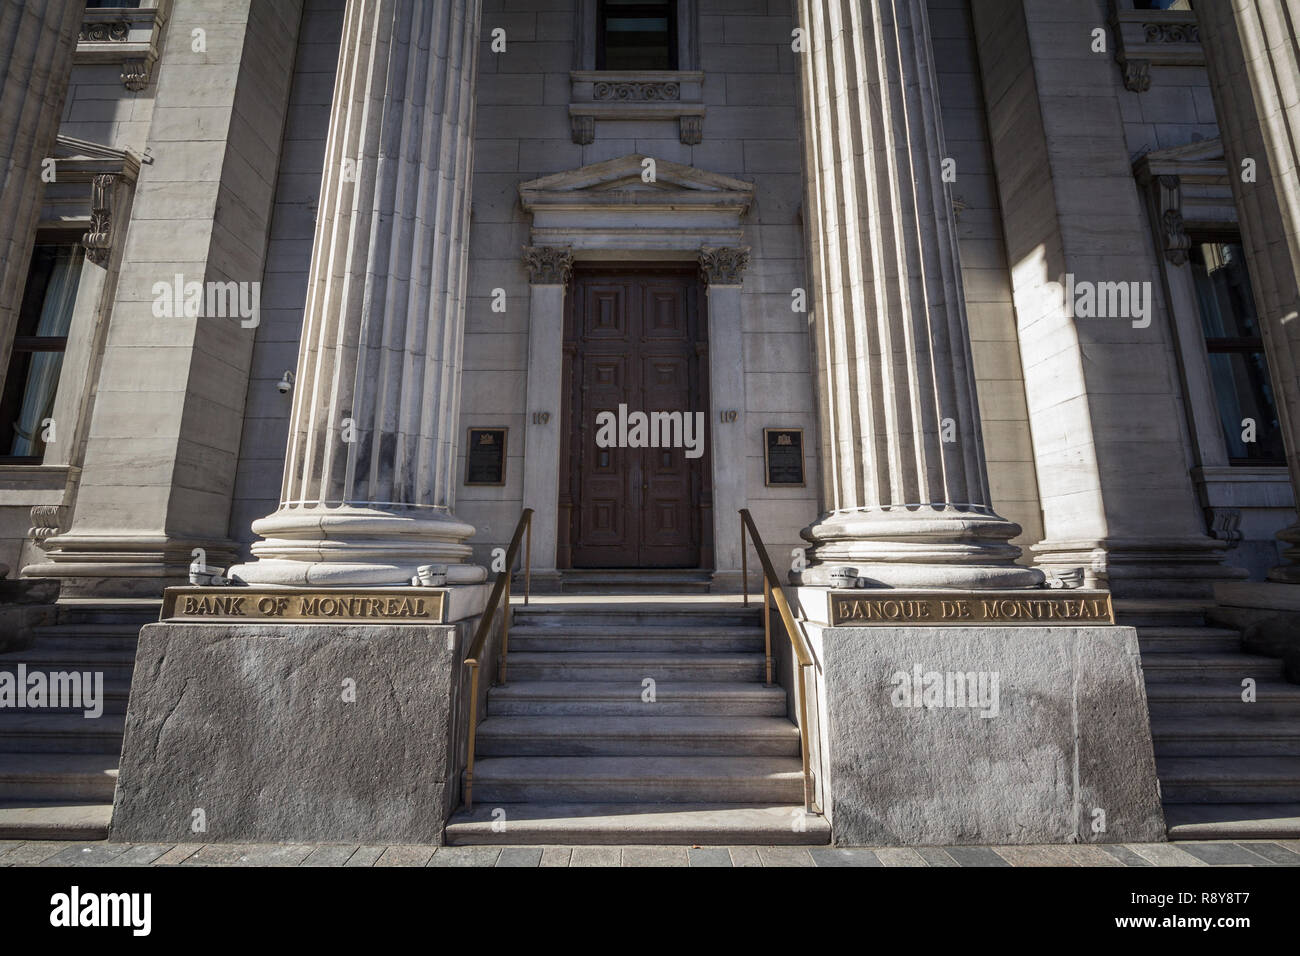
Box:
0 0 82 398
1199 0 1300 583
794 0 1040 589
231 0 485 587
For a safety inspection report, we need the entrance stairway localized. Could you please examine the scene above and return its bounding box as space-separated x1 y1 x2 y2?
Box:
1120 598 1300 838
445 597 829 845
0 601 156 839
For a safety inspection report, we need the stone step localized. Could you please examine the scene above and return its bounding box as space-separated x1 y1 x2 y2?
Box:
1145 680 1300 717
559 571 714 594
0 754 118 801
1136 626 1241 654
0 713 125 753
1140 652 1283 682
33 622 145 638
54 601 159 627
0 648 136 681
474 715 800 757
445 802 828 845
1150 716 1300 756
507 626 764 654
1163 803 1300 840
465 755 807 803
1156 756 1300 804
504 652 765 682
1114 598 1213 628
0 801 113 840
511 602 762 630
488 681 788 716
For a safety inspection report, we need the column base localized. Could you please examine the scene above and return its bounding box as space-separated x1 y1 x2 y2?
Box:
229 504 487 587
793 507 1045 589
24 533 239 599
1033 535 1245 600
1267 520 1300 583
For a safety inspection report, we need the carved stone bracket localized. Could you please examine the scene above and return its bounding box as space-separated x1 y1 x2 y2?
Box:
1208 507 1243 549
698 246 750 286
1154 173 1190 265
121 60 152 92
570 115 595 145
678 115 703 146
83 173 118 267
1122 58 1151 92
523 246 574 285
29 505 68 546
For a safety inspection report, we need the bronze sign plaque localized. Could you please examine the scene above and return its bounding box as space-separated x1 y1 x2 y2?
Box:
162 588 446 623
465 427 508 486
829 590 1115 626
764 428 805 486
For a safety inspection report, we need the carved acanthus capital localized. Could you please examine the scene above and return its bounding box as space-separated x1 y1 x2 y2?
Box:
523 246 574 285
698 246 750 286
1154 174 1190 266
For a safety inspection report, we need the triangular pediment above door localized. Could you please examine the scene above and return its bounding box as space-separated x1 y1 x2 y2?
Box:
518 155 755 252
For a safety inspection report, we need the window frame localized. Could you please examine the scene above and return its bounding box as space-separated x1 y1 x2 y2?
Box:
595 0 679 72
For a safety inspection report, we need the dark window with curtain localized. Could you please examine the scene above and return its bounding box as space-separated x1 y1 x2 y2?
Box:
1189 239 1286 465
0 244 84 462
84 1 142 8
597 1 676 71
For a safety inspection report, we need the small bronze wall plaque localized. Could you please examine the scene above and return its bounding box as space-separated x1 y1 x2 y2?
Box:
764 427 805 486
465 427 508 486
828 590 1115 626
162 588 447 624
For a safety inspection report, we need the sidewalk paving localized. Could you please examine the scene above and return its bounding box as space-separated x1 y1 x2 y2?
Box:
2 839 1298 867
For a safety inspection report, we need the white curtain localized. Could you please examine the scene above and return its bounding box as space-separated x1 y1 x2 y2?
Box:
10 247 83 457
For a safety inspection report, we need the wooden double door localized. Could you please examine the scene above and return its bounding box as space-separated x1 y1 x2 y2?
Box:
559 266 712 569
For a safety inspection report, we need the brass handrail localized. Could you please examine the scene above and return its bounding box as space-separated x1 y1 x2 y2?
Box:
463 507 533 810
739 508 817 813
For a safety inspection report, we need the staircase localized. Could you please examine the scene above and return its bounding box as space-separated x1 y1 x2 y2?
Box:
1120 597 1300 839
445 596 829 845
0 601 156 839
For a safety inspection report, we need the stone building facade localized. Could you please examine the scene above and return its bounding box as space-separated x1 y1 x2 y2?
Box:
1 0 1296 600
1 0 1299 844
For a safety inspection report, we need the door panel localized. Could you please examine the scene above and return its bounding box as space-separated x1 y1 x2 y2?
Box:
567 268 706 568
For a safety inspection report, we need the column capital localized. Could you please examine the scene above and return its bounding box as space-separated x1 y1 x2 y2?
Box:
523 245 574 285
698 246 750 286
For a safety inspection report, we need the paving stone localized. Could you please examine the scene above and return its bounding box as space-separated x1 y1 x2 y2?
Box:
184 844 314 866
376 845 435 867
622 846 688 867
428 846 501 867
38 843 129 866
1100 845 1153 867
992 846 1077 866
570 847 620 867
1061 844 1125 866
344 846 386 867
540 847 572 867
728 847 762 867
109 845 174 866
875 847 927 867
497 847 543 867
688 848 732 867
758 846 813 867
1129 844 1208 866
808 847 883 867
915 848 959 867
152 844 203 865
1175 842 1276 866
0 841 25 863
301 845 359 867
1236 842 1300 865
942 846 1011 867
1 842 71 865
